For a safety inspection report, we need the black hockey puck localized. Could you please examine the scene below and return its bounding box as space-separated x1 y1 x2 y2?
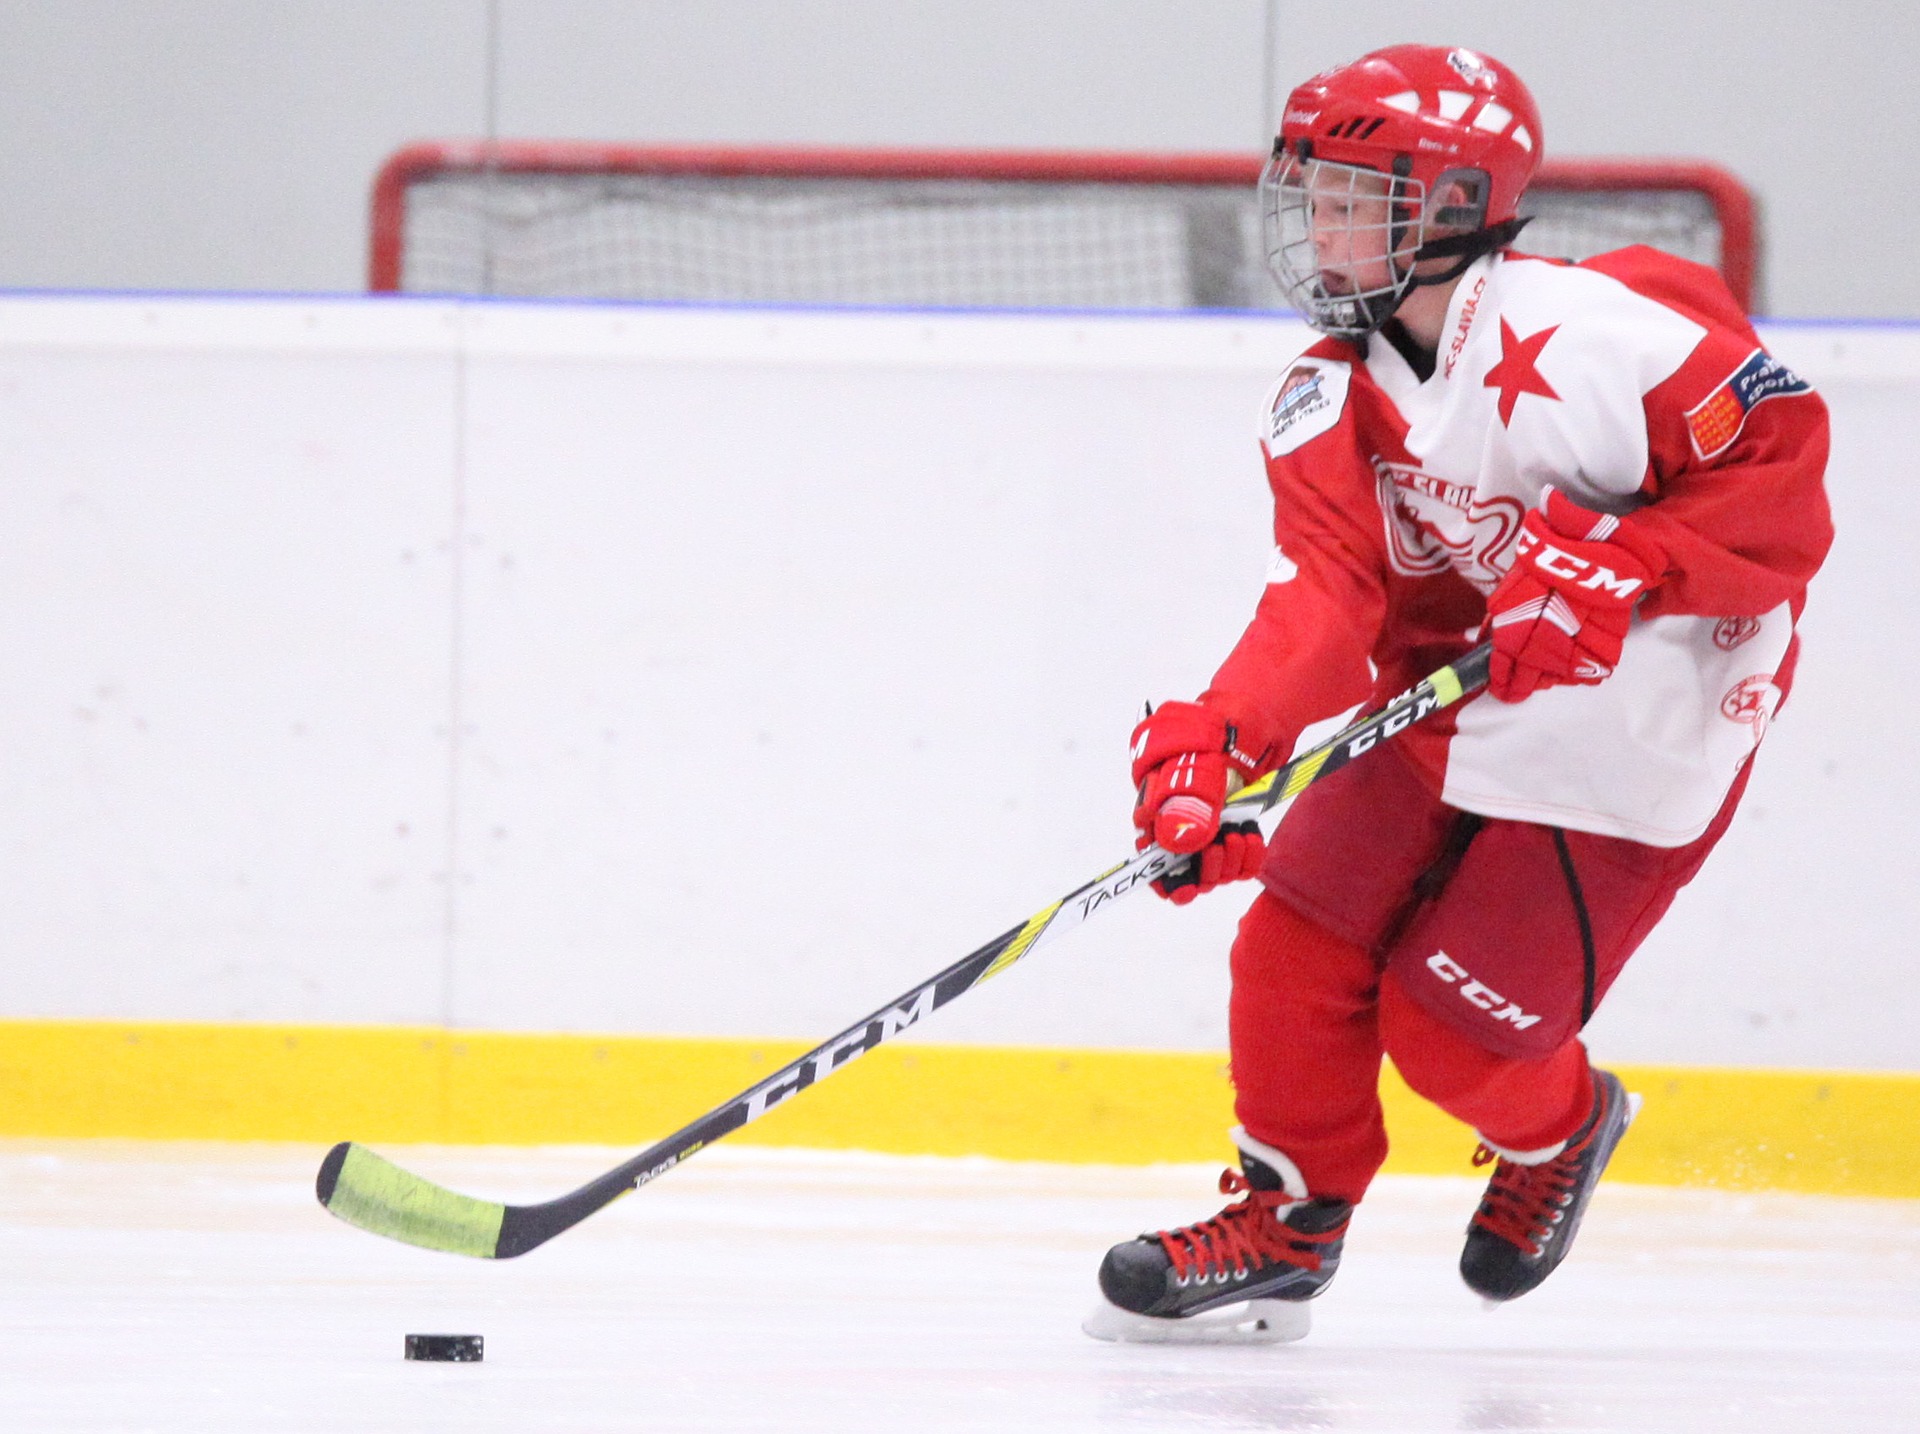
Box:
405 1333 483 1362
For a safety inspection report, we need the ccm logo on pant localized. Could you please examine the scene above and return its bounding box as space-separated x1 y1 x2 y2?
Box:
1425 951 1541 1029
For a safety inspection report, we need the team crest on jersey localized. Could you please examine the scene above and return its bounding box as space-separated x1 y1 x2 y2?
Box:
1720 674 1782 737
1685 348 1813 460
1373 459 1526 592
1263 359 1350 456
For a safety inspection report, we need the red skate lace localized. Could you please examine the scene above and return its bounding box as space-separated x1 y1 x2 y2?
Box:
1154 1170 1342 1284
1468 1131 1593 1256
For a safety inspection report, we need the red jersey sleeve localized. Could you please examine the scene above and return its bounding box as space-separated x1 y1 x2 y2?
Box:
1582 249 1834 621
1203 350 1387 767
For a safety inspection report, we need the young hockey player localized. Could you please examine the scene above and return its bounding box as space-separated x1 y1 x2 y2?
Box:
1086 45 1832 1343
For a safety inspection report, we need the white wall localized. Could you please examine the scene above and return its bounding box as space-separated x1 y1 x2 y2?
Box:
0 293 1912 1072
0 1 1915 317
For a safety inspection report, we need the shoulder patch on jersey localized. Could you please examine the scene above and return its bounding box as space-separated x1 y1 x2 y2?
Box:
1261 358 1350 456
1684 348 1813 460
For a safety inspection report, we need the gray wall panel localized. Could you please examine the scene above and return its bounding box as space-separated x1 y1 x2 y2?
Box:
0 2 1907 315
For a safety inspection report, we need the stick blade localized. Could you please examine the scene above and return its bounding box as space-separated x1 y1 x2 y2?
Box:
316 1142 508 1258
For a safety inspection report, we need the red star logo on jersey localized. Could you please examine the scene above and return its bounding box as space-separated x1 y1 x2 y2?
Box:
1482 319 1561 426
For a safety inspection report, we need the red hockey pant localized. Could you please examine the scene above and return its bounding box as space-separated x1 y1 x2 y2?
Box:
1228 741 1750 1204
1229 890 1594 1204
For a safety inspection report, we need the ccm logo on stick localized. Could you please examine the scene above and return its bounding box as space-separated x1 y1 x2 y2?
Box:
1344 693 1441 757
745 989 936 1121
1425 951 1541 1029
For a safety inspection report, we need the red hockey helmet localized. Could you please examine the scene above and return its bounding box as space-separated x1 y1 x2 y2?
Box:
1261 46 1544 336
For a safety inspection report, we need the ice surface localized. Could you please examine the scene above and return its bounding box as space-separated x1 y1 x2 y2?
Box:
2 1140 1917 1432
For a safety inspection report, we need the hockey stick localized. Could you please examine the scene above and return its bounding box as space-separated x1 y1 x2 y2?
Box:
316 642 1491 1258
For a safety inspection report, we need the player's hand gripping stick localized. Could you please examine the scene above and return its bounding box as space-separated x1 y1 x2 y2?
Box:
1130 702 1273 905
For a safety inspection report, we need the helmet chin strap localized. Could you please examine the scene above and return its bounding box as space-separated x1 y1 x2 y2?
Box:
1350 215 1529 340
1403 215 1533 292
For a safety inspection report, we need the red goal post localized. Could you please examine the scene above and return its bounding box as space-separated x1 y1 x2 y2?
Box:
369 140 1759 314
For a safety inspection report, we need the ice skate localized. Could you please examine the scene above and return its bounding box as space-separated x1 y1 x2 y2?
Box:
1459 1068 1639 1302
1083 1128 1350 1345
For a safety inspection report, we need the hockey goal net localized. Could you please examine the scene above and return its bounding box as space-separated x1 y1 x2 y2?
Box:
370 142 1759 314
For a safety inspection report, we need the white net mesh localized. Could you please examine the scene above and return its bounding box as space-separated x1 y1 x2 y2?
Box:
390 167 1733 311
1518 188 1725 274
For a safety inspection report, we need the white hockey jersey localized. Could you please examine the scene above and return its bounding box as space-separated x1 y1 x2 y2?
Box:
1210 247 1832 847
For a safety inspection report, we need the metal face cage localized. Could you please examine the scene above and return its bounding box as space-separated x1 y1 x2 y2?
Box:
1260 149 1430 337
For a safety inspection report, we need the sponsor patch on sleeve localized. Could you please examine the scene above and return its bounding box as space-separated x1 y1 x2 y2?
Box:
1261 357 1350 456
1683 348 1813 460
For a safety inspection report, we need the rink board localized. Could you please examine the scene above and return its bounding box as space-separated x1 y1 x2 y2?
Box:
0 1017 1914 1200
0 293 1913 1075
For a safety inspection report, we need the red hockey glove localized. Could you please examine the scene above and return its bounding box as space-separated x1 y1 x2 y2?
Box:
1486 488 1668 703
1130 701 1272 906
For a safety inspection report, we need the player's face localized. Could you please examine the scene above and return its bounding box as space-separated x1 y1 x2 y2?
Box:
1260 151 1431 337
1307 167 1400 296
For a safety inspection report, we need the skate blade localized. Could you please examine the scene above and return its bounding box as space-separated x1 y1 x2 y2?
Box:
1081 1297 1310 1346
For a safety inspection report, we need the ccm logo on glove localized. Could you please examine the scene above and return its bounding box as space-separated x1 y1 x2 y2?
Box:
1512 529 1649 599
